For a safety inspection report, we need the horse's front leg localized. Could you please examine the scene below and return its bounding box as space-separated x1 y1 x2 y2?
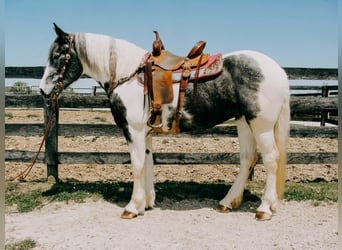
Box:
121 129 147 219
144 134 155 209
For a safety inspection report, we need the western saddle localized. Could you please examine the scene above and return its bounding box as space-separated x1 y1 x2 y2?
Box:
144 31 222 134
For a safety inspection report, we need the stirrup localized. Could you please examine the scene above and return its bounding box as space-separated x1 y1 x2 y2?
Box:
147 120 163 129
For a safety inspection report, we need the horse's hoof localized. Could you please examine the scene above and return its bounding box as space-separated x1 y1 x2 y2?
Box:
216 204 232 213
121 210 138 219
255 211 272 221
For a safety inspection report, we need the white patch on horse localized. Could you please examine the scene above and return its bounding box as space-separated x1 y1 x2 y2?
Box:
75 33 147 87
40 64 57 95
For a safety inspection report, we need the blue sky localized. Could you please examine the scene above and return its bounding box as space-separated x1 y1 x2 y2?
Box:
5 0 338 68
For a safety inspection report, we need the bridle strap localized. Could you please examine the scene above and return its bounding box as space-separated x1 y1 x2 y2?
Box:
55 34 74 96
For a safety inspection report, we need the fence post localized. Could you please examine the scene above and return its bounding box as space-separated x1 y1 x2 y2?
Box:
92 86 97 96
44 102 59 182
320 86 329 126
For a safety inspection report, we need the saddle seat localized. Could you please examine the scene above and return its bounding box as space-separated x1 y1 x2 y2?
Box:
153 43 210 71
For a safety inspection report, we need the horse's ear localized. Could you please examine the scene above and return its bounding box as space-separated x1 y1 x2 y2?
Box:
53 23 68 40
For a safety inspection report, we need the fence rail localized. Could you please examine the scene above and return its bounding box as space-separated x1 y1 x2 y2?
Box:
5 93 338 180
5 150 338 165
5 66 339 80
4 67 338 181
4 122 338 138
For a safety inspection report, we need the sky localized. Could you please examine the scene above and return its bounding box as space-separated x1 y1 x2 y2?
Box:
5 0 338 68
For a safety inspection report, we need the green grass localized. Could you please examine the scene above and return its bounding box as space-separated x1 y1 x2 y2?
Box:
5 182 102 213
5 113 14 119
5 182 48 213
5 239 37 250
248 181 338 204
26 114 40 119
285 181 338 203
5 180 337 213
6 189 42 213
93 116 107 122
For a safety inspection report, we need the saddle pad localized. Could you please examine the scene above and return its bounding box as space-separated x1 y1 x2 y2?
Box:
172 53 223 82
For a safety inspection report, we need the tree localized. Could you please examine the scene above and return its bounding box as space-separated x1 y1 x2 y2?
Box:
9 81 31 94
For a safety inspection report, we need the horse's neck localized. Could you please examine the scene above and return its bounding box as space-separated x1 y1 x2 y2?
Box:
74 32 147 84
114 39 147 79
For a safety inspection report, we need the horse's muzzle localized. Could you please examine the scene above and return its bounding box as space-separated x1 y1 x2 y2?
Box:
40 88 56 107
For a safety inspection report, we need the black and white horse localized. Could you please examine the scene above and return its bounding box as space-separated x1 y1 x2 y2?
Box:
40 24 290 220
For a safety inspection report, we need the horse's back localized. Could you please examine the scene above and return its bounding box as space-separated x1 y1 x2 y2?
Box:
223 50 289 123
224 50 288 84
223 50 288 85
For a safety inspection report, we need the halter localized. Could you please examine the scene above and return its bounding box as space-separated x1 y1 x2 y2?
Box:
52 34 74 98
54 34 148 97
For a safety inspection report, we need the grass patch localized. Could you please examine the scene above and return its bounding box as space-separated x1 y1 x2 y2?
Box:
162 139 169 144
5 182 49 213
5 181 337 213
5 239 37 250
44 186 102 203
5 182 101 213
26 114 40 119
93 116 107 122
248 181 337 203
6 188 42 213
285 181 337 203
5 113 14 119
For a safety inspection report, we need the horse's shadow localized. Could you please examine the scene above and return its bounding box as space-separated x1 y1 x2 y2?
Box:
42 181 260 212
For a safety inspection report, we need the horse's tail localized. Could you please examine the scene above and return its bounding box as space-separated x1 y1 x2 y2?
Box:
274 91 290 200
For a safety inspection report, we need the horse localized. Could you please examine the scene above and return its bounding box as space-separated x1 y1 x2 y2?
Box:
40 23 290 221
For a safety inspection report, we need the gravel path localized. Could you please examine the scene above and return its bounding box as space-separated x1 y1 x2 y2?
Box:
5 200 338 249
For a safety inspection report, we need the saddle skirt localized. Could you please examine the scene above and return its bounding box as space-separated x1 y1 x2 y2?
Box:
139 53 223 85
171 53 223 83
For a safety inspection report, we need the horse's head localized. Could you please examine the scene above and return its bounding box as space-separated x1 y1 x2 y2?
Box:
40 23 83 101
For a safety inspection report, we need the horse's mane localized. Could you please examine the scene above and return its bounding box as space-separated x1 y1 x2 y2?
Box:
74 32 147 83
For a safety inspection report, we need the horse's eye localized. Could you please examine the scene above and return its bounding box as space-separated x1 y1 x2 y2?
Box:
53 53 60 60
61 44 69 51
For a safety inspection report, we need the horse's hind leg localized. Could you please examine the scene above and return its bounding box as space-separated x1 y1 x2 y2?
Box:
217 117 257 212
252 123 280 220
144 134 155 209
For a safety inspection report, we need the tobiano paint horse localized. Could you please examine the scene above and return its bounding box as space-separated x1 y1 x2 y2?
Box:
40 23 290 220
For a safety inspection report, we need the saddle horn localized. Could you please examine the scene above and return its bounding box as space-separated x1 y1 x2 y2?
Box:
152 31 165 56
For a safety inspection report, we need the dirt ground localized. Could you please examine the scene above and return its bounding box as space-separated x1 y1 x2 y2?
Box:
5 109 338 249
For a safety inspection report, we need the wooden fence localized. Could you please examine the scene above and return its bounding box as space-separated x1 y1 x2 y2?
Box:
5 67 338 181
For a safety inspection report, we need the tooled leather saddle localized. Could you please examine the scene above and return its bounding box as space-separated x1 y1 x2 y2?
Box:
144 31 223 134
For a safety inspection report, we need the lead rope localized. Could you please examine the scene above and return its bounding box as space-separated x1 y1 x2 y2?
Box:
6 96 59 181
6 36 73 181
